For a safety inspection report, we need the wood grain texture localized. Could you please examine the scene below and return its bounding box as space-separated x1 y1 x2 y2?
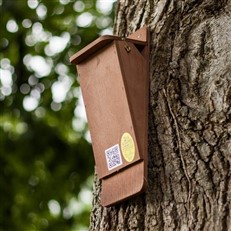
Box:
89 0 231 230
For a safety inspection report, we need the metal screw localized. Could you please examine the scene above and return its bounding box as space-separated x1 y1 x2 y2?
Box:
124 44 131 53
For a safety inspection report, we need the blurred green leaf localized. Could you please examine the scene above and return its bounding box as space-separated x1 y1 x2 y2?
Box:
0 0 116 230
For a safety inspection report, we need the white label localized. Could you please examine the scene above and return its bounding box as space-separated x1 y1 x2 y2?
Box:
105 144 123 170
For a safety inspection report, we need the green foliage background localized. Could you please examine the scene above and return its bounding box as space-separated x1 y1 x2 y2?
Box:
0 0 115 230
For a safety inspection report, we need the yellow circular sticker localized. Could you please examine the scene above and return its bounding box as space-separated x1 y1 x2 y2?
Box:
120 132 135 162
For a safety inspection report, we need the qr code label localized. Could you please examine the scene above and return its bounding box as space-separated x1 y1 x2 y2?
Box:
105 144 123 170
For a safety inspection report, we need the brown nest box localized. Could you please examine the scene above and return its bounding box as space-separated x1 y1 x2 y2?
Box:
70 27 149 207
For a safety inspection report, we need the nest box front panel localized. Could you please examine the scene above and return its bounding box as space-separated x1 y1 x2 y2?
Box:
77 42 142 179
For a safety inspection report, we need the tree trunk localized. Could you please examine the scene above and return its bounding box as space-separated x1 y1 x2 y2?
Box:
89 0 231 230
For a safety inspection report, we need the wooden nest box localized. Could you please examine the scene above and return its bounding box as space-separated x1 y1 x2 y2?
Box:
70 27 149 207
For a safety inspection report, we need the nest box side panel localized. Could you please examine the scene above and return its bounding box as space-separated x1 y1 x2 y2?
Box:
116 40 148 161
101 36 149 207
77 42 142 179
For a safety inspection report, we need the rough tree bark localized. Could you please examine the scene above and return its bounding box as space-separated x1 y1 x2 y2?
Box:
89 0 231 230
